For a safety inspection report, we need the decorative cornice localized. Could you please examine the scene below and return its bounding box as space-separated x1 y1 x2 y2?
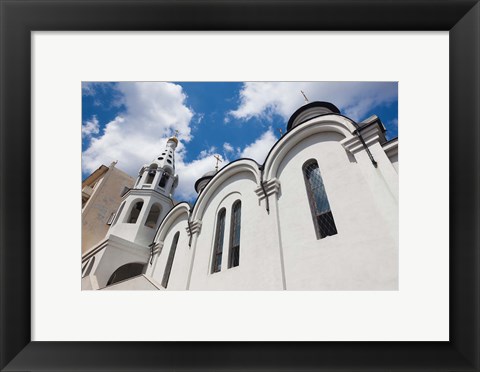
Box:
255 178 281 201
121 187 174 204
382 138 399 156
341 125 383 154
186 219 202 237
152 241 164 256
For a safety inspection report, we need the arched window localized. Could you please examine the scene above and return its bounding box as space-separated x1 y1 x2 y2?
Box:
211 208 226 273
162 232 179 288
112 201 126 226
159 172 170 188
303 159 338 239
229 200 241 268
106 262 145 286
144 204 161 228
145 170 155 184
127 201 144 224
81 256 95 278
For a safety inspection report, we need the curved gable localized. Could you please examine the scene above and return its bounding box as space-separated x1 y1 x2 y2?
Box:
155 202 190 243
192 159 260 221
264 114 356 180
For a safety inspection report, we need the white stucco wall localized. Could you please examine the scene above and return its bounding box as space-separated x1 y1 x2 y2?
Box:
107 191 173 246
275 132 398 290
186 171 284 290
148 213 191 290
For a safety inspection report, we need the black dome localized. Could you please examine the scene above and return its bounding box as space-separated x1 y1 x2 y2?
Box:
287 101 340 131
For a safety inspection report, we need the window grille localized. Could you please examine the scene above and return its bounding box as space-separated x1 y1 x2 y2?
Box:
229 200 241 268
303 160 338 239
212 208 226 273
162 232 179 288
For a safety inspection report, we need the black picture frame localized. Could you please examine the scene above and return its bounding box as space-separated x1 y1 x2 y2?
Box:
1 1 479 371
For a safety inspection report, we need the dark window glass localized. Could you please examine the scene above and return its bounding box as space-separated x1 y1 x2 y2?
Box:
212 208 226 273
162 232 179 288
229 201 241 268
167 159 172 164
303 160 337 239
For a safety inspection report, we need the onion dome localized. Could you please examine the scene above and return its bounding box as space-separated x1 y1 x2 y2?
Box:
287 101 340 132
167 136 178 146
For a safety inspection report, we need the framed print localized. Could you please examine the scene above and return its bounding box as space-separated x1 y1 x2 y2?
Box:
1 0 479 371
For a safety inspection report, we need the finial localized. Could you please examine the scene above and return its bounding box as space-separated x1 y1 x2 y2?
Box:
214 154 222 172
278 128 283 136
174 129 179 137
301 90 309 103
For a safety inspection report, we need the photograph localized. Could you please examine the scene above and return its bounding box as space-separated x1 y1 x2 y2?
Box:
81 81 399 290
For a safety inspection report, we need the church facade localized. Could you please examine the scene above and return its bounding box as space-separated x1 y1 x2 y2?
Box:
81 101 399 291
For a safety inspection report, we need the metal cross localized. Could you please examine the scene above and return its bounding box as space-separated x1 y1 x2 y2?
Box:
301 90 309 103
214 155 222 171
174 129 179 137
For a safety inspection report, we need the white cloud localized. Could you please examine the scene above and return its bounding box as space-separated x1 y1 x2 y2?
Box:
196 113 205 124
82 82 233 201
82 82 194 179
223 142 234 153
175 151 225 201
198 146 217 159
81 115 100 138
240 128 277 164
229 82 397 122
82 82 96 96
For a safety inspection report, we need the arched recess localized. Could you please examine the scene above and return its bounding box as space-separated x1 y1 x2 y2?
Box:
263 115 356 180
125 199 144 224
192 159 260 222
106 262 145 286
154 202 190 244
145 203 162 228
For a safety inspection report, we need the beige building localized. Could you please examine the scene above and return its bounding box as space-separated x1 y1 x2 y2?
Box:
82 162 135 254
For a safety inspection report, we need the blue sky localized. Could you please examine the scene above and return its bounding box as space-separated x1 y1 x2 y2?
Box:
82 82 398 202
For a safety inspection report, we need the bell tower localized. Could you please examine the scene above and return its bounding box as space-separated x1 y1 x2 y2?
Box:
106 135 179 246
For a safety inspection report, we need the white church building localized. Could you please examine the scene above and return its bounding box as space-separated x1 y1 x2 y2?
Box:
81 101 399 291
